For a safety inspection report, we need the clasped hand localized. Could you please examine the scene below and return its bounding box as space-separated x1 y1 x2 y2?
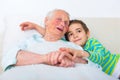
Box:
45 50 74 67
44 49 87 67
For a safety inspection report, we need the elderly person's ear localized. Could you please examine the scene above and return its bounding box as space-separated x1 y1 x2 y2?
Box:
44 17 49 27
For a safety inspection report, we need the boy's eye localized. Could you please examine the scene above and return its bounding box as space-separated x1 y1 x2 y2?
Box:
68 33 73 37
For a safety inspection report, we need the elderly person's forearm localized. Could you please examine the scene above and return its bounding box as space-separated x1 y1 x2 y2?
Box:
15 50 46 66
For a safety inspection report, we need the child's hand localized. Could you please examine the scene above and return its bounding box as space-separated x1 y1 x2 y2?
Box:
59 47 89 59
74 57 88 64
59 47 82 59
20 22 38 31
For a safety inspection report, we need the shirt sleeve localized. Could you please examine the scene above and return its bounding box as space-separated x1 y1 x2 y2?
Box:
1 38 29 71
86 38 110 65
87 50 104 65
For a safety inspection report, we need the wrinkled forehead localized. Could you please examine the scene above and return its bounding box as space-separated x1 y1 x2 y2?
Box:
55 11 70 20
47 10 70 21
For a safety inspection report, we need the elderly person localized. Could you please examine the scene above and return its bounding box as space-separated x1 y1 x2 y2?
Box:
0 9 117 80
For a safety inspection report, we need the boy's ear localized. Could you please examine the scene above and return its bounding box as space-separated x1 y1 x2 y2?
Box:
87 31 90 38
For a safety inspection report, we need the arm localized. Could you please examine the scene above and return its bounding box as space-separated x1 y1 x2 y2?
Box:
84 38 108 65
60 47 89 58
2 36 48 70
15 50 46 66
59 48 88 64
16 49 74 67
20 22 45 36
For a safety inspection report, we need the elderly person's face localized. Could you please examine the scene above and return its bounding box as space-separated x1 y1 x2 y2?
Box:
45 10 69 37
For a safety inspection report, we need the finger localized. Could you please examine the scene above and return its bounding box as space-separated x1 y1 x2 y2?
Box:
50 52 59 65
59 47 66 51
65 58 74 67
59 60 66 67
66 48 74 53
19 23 24 27
47 52 55 65
48 54 52 65
59 51 73 61
72 53 77 60
20 24 28 31
60 48 74 55
20 23 27 27
58 52 65 62
52 51 60 65
65 52 73 60
23 26 32 30
50 52 55 65
19 25 24 31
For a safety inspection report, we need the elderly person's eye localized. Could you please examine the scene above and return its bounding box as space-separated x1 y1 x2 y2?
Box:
64 21 69 26
57 18 62 21
77 30 81 33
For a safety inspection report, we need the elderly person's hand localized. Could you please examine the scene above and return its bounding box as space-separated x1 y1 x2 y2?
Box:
57 57 75 67
44 51 75 67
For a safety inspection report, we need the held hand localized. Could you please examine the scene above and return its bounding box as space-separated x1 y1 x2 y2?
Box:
44 51 73 66
59 47 89 59
59 47 82 59
20 22 38 31
45 51 61 65
74 57 88 64
57 57 75 67
57 50 75 67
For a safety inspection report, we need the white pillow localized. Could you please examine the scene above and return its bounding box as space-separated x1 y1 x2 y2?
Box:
0 16 6 73
3 16 44 53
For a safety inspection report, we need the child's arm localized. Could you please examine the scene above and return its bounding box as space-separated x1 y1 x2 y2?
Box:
59 47 90 58
20 22 45 36
59 48 89 64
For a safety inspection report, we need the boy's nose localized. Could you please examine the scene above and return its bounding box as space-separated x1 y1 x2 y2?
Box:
73 34 78 38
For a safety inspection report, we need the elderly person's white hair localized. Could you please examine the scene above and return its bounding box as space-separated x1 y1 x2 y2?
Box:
46 9 70 19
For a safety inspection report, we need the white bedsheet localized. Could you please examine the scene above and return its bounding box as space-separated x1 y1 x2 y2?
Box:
0 63 118 80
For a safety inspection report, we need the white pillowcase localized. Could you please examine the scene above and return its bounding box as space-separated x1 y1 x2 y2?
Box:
3 16 44 53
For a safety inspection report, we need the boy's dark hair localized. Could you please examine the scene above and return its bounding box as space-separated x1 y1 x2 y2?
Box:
65 19 89 41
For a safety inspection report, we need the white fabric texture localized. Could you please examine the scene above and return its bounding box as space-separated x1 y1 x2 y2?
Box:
0 34 118 80
1 33 83 71
0 63 117 80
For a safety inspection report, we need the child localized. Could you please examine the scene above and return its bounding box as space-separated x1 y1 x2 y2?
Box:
20 20 120 79
63 20 120 79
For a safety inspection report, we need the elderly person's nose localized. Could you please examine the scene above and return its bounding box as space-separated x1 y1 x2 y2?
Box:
60 21 66 26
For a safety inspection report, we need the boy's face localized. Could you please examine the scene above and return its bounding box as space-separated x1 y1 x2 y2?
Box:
67 23 89 47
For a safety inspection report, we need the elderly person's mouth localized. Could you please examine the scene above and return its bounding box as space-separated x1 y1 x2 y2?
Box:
56 27 63 32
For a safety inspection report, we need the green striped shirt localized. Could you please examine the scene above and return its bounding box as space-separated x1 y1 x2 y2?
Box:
83 38 120 75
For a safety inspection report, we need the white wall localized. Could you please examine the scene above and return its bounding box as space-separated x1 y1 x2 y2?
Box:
0 0 120 53
0 0 120 17
0 0 120 33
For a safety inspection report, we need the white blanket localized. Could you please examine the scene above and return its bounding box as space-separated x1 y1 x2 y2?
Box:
0 63 117 80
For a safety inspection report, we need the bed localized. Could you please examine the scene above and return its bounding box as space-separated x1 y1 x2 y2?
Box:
0 16 120 80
